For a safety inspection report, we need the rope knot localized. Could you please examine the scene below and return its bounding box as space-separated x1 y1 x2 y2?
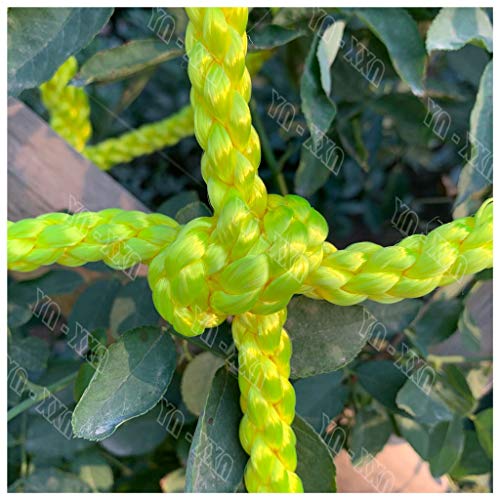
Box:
147 193 328 337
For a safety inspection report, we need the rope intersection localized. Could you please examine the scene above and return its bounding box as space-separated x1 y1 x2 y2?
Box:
9 7 493 493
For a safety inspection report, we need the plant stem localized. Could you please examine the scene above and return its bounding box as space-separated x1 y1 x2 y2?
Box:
99 449 134 476
427 354 492 365
8 371 78 422
250 99 289 196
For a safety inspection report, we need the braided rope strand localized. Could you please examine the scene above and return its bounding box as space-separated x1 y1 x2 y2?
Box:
39 57 92 152
8 210 179 272
302 198 493 305
233 310 303 492
83 105 194 170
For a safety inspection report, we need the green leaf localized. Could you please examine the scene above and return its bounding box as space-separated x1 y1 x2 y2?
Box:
109 278 160 336
8 8 113 95
8 336 50 376
394 415 431 460
300 34 337 145
248 25 303 51
13 468 91 493
350 407 392 465
100 410 168 456
71 449 114 492
450 429 492 478
76 39 183 85
294 415 336 492
294 371 348 432
426 8 493 54
26 415 91 460
9 269 84 304
454 61 492 217
428 416 465 477
72 326 176 441
185 368 247 493
74 362 97 403
473 408 492 459
68 278 121 333
396 378 453 425
158 191 199 218
413 299 463 351
294 143 335 197
362 299 422 335
7 302 32 329
355 8 426 96
458 305 482 352
175 201 212 224
181 352 225 416
355 360 408 412
286 297 367 378
317 21 346 96
434 365 477 417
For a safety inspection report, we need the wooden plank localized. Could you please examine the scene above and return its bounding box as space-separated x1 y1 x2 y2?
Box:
8 97 148 221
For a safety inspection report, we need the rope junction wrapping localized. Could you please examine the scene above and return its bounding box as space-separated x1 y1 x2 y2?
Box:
9 7 493 493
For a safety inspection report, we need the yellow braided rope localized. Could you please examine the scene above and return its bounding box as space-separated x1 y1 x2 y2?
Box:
83 105 194 170
39 51 271 171
8 210 179 272
8 7 494 493
39 57 92 152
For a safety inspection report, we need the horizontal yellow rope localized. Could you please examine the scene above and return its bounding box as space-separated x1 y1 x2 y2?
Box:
8 209 179 272
302 198 493 305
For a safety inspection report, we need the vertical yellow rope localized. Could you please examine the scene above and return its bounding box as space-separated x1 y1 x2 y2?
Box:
184 8 303 492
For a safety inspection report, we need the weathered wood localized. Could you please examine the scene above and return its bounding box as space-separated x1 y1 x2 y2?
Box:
8 97 147 221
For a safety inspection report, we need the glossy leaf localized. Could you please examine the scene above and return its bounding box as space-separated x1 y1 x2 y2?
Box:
248 25 303 51
76 39 183 85
72 326 176 440
473 408 492 459
413 298 462 352
396 378 453 425
454 61 493 217
294 143 335 197
181 352 225 416
8 8 113 95
450 429 492 478
294 371 348 432
428 416 465 477
185 368 246 493
426 8 492 53
355 8 426 96
286 297 367 378
355 360 408 412
300 34 337 145
317 20 346 96
294 415 336 492
350 407 392 465
100 410 168 457
68 278 121 333
109 278 160 336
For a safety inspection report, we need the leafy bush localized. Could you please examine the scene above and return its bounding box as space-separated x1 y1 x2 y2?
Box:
8 7 492 493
